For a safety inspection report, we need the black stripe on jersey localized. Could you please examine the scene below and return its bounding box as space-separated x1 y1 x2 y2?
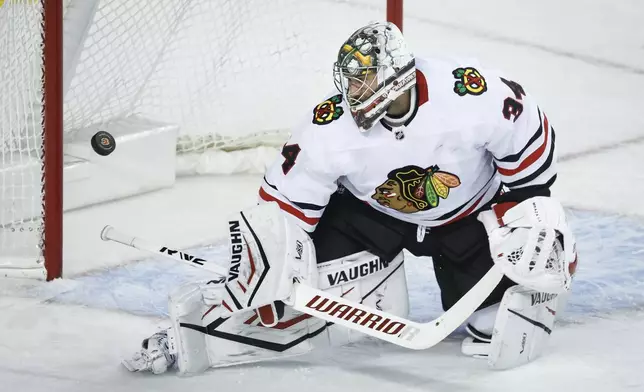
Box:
434 173 499 221
293 201 326 211
262 176 280 191
495 183 552 203
497 108 544 163
503 128 556 188
510 175 557 194
262 177 326 211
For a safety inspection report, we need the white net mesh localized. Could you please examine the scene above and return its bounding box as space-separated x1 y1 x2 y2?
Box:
63 0 348 155
0 0 386 274
0 0 45 273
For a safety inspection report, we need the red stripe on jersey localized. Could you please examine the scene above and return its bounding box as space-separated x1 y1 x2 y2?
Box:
442 193 486 226
259 187 320 226
416 69 429 107
497 114 550 176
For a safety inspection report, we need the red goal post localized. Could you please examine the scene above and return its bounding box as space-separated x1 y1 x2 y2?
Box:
0 0 403 281
43 0 64 281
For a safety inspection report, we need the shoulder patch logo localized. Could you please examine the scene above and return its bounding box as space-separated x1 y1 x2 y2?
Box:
371 165 461 213
452 67 487 96
312 94 344 125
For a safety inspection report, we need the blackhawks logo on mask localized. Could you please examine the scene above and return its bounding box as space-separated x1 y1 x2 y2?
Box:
453 67 487 96
371 165 461 213
312 94 344 125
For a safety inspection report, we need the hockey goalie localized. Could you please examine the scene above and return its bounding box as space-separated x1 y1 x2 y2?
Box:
123 21 578 375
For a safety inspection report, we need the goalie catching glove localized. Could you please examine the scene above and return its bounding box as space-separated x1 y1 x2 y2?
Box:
455 196 578 369
477 196 577 294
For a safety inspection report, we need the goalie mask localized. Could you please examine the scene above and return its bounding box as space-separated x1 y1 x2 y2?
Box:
333 21 416 131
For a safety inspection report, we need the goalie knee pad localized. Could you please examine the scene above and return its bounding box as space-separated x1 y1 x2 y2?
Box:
317 250 407 314
461 285 562 369
314 250 408 347
167 281 323 374
466 303 499 339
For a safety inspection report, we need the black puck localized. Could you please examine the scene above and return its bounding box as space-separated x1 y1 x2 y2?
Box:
91 131 116 156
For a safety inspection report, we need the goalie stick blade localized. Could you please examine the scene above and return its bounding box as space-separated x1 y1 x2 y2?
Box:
290 264 504 350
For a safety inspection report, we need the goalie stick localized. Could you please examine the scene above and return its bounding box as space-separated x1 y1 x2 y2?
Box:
100 225 504 350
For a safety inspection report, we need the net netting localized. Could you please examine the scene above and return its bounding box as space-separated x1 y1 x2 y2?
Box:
0 0 45 274
0 0 386 275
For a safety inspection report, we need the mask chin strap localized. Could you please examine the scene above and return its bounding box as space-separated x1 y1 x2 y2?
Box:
382 86 417 128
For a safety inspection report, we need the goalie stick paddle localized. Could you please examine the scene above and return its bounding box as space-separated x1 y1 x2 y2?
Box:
100 225 504 350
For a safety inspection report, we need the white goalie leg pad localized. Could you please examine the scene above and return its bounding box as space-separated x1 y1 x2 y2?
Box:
168 281 325 375
467 303 499 340
312 250 408 348
460 303 499 358
167 282 210 374
461 286 571 363
202 202 317 326
168 250 407 373
477 197 577 294
487 285 561 370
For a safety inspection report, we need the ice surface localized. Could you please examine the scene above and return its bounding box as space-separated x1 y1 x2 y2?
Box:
2 0 644 390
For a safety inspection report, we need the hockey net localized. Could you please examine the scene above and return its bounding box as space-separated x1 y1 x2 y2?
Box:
0 0 398 279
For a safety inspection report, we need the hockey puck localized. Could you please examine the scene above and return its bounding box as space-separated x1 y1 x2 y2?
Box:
91 131 116 156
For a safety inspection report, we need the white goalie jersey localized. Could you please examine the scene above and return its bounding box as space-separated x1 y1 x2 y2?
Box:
261 57 557 232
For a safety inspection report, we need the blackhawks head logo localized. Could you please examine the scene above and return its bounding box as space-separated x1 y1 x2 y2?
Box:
312 94 344 125
453 67 487 96
371 165 461 213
